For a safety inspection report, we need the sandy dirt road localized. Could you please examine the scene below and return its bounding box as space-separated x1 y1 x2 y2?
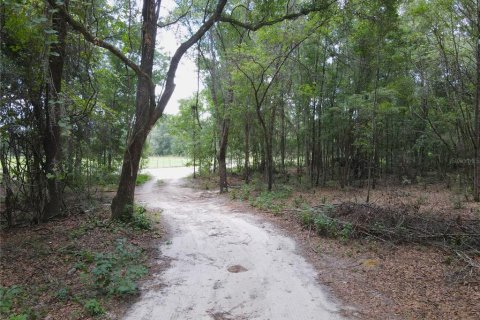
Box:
123 168 345 320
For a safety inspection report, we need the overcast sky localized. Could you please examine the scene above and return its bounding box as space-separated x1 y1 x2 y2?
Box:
156 0 202 115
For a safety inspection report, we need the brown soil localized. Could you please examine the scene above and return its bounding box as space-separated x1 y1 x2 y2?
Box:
200 175 480 320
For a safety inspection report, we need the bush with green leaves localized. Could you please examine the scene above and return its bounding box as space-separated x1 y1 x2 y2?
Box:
81 238 148 297
298 205 354 240
239 184 253 201
314 214 338 236
84 299 105 316
300 209 314 228
131 205 152 230
251 191 281 213
0 286 21 315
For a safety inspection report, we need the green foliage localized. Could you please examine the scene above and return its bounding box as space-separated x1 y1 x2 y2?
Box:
55 287 69 301
451 196 464 210
135 173 151 186
230 184 255 201
313 214 338 236
169 96 216 174
250 187 292 214
8 314 28 320
149 117 183 156
130 205 152 230
251 191 282 213
293 196 306 208
84 299 105 316
80 238 148 297
299 205 353 240
0 285 22 315
300 209 314 228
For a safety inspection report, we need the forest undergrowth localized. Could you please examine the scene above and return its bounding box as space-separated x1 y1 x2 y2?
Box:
0 193 161 320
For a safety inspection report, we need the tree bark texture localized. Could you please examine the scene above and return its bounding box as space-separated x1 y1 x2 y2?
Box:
474 0 480 201
43 1 68 220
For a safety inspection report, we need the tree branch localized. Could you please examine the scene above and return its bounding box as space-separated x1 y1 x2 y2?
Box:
218 1 335 31
152 0 227 122
157 4 191 28
46 0 142 77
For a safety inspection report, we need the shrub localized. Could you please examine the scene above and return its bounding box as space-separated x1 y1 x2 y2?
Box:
0 286 22 315
300 209 314 228
131 205 152 230
314 214 337 236
84 299 105 316
81 238 148 297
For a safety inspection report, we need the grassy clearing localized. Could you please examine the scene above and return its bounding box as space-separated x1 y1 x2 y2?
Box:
135 173 151 186
145 156 188 168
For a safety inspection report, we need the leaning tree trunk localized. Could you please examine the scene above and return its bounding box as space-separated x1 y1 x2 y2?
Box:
111 130 147 220
111 0 158 220
110 0 228 219
43 1 68 220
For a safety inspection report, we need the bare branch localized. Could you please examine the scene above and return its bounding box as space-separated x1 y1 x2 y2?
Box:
152 0 228 122
157 4 191 28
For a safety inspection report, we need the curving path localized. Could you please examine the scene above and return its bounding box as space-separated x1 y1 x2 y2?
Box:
123 168 345 320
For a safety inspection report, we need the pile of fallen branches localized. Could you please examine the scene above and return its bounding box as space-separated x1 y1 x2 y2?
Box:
291 202 480 273
329 202 479 250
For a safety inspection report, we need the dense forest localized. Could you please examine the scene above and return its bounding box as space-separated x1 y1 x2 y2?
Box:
4 0 478 226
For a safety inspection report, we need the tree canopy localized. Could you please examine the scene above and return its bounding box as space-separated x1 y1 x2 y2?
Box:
1 0 479 224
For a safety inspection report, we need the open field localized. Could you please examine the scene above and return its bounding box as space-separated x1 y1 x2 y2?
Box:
144 156 189 169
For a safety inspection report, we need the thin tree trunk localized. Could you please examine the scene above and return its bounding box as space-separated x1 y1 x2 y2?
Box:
0 146 13 227
367 45 381 203
218 118 230 192
280 98 286 173
475 0 480 201
244 118 250 183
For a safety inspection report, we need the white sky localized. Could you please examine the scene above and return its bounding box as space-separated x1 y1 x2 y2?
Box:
156 0 203 115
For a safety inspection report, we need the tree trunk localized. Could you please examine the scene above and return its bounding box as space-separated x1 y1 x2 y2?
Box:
265 137 274 191
111 133 145 219
111 0 158 220
475 0 480 201
218 119 230 193
280 99 286 173
43 2 68 220
244 119 250 183
0 146 13 227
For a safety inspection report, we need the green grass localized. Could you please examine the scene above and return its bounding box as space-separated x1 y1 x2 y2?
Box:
135 173 151 185
145 156 189 168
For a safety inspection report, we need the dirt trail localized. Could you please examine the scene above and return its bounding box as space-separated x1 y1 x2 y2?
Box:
124 168 346 320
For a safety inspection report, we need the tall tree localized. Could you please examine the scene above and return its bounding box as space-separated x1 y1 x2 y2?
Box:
475 0 480 201
48 0 228 219
43 0 68 219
